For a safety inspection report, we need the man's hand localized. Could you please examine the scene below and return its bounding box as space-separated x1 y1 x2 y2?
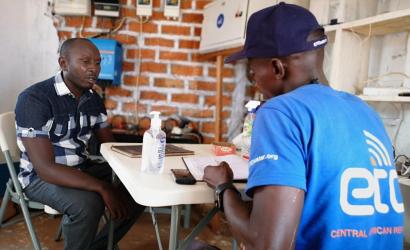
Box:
203 161 234 188
99 184 132 220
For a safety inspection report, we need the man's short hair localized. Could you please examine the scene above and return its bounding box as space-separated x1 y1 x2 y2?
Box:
59 38 93 57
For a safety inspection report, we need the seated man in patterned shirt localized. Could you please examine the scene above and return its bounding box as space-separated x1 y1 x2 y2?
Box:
15 38 144 250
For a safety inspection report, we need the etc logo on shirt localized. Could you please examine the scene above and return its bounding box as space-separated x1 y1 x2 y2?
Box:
339 130 403 216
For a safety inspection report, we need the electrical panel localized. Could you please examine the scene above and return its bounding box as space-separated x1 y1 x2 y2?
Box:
53 0 91 16
89 39 123 86
164 0 181 19
94 0 120 17
199 0 309 54
136 0 153 17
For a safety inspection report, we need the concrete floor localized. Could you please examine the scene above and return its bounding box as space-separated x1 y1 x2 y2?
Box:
0 204 233 250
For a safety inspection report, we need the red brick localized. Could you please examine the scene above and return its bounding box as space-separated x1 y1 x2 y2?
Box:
181 0 192 9
121 7 136 18
114 34 137 44
65 16 92 27
208 67 235 78
106 87 132 97
123 75 149 86
154 78 184 88
79 31 100 38
202 135 215 144
224 83 235 92
222 111 231 119
122 102 147 113
152 11 166 20
145 37 174 47
122 62 135 72
129 22 158 33
182 13 203 23
126 49 156 59
201 122 228 134
189 81 214 91
204 95 232 106
172 93 199 103
191 53 202 62
182 109 213 118
196 0 212 10
171 65 202 76
151 105 178 116
58 31 72 40
179 39 200 49
162 25 191 36
140 91 167 101
105 99 117 110
159 51 188 61
96 18 115 29
194 27 202 37
141 62 167 73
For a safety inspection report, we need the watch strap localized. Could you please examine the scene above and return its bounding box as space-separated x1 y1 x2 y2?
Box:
215 182 241 212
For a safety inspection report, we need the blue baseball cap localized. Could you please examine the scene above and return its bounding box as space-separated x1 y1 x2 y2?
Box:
225 2 327 63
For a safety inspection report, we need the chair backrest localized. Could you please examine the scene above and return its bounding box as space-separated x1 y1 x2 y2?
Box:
0 112 20 158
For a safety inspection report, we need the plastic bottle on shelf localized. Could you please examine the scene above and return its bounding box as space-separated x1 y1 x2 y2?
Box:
141 111 166 174
241 100 260 159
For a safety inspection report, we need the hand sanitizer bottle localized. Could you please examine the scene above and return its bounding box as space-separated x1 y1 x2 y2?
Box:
241 100 260 159
141 111 166 174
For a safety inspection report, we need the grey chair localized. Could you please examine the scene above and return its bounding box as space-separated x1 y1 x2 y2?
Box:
0 112 49 250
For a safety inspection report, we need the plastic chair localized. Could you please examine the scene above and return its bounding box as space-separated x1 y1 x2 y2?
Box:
0 112 44 250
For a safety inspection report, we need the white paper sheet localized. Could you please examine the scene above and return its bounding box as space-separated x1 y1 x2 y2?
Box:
182 154 249 181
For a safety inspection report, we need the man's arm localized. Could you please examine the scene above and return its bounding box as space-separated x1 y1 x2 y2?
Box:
204 163 304 250
22 137 130 219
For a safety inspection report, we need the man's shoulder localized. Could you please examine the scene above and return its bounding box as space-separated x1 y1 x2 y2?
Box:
21 76 56 97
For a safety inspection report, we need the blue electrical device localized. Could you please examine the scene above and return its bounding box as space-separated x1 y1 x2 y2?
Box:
89 38 123 86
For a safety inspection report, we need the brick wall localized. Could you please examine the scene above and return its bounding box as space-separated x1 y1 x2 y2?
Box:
53 0 242 143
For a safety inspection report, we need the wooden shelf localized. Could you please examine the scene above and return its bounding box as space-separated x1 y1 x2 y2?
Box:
324 24 340 33
358 95 410 102
340 8 410 35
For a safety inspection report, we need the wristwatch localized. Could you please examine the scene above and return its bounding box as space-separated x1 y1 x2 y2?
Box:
214 182 241 212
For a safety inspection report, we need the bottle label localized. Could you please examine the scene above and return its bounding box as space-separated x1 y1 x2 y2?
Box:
156 137 166 169
243 121 252 137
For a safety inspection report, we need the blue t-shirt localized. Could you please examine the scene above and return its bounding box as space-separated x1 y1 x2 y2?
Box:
246 84 404 249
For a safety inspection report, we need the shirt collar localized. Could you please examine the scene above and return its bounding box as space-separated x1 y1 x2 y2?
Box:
54 71 94 97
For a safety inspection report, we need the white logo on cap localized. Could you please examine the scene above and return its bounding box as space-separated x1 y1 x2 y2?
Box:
313 38 327 47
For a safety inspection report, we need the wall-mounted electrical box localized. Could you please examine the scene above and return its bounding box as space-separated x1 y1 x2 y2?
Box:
199 0 309 54
53 0 91 16
164 0 181 19
136 0 153 17
89 39 123 86
94 0 120 17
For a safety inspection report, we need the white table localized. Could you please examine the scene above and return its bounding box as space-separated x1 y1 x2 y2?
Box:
100 143 243 250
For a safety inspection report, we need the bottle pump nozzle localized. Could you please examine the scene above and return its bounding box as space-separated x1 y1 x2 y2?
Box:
245 100 260 112
150 111 161 130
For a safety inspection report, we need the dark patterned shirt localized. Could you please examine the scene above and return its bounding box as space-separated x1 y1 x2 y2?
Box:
15 71 108 188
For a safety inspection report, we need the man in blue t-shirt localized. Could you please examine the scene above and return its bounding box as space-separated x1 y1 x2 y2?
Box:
203 3 404 249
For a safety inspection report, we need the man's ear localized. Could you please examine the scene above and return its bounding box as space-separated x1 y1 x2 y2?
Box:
58 56 68 71
271 58 286 80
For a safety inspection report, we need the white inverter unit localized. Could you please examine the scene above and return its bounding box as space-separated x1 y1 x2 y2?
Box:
199 0 309 54
53 0 91 16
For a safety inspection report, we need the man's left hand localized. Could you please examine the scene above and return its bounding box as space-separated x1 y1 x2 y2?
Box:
203 161 234 189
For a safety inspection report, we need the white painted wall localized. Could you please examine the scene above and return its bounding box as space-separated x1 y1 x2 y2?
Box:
0 0 59 114
0 0 59 163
